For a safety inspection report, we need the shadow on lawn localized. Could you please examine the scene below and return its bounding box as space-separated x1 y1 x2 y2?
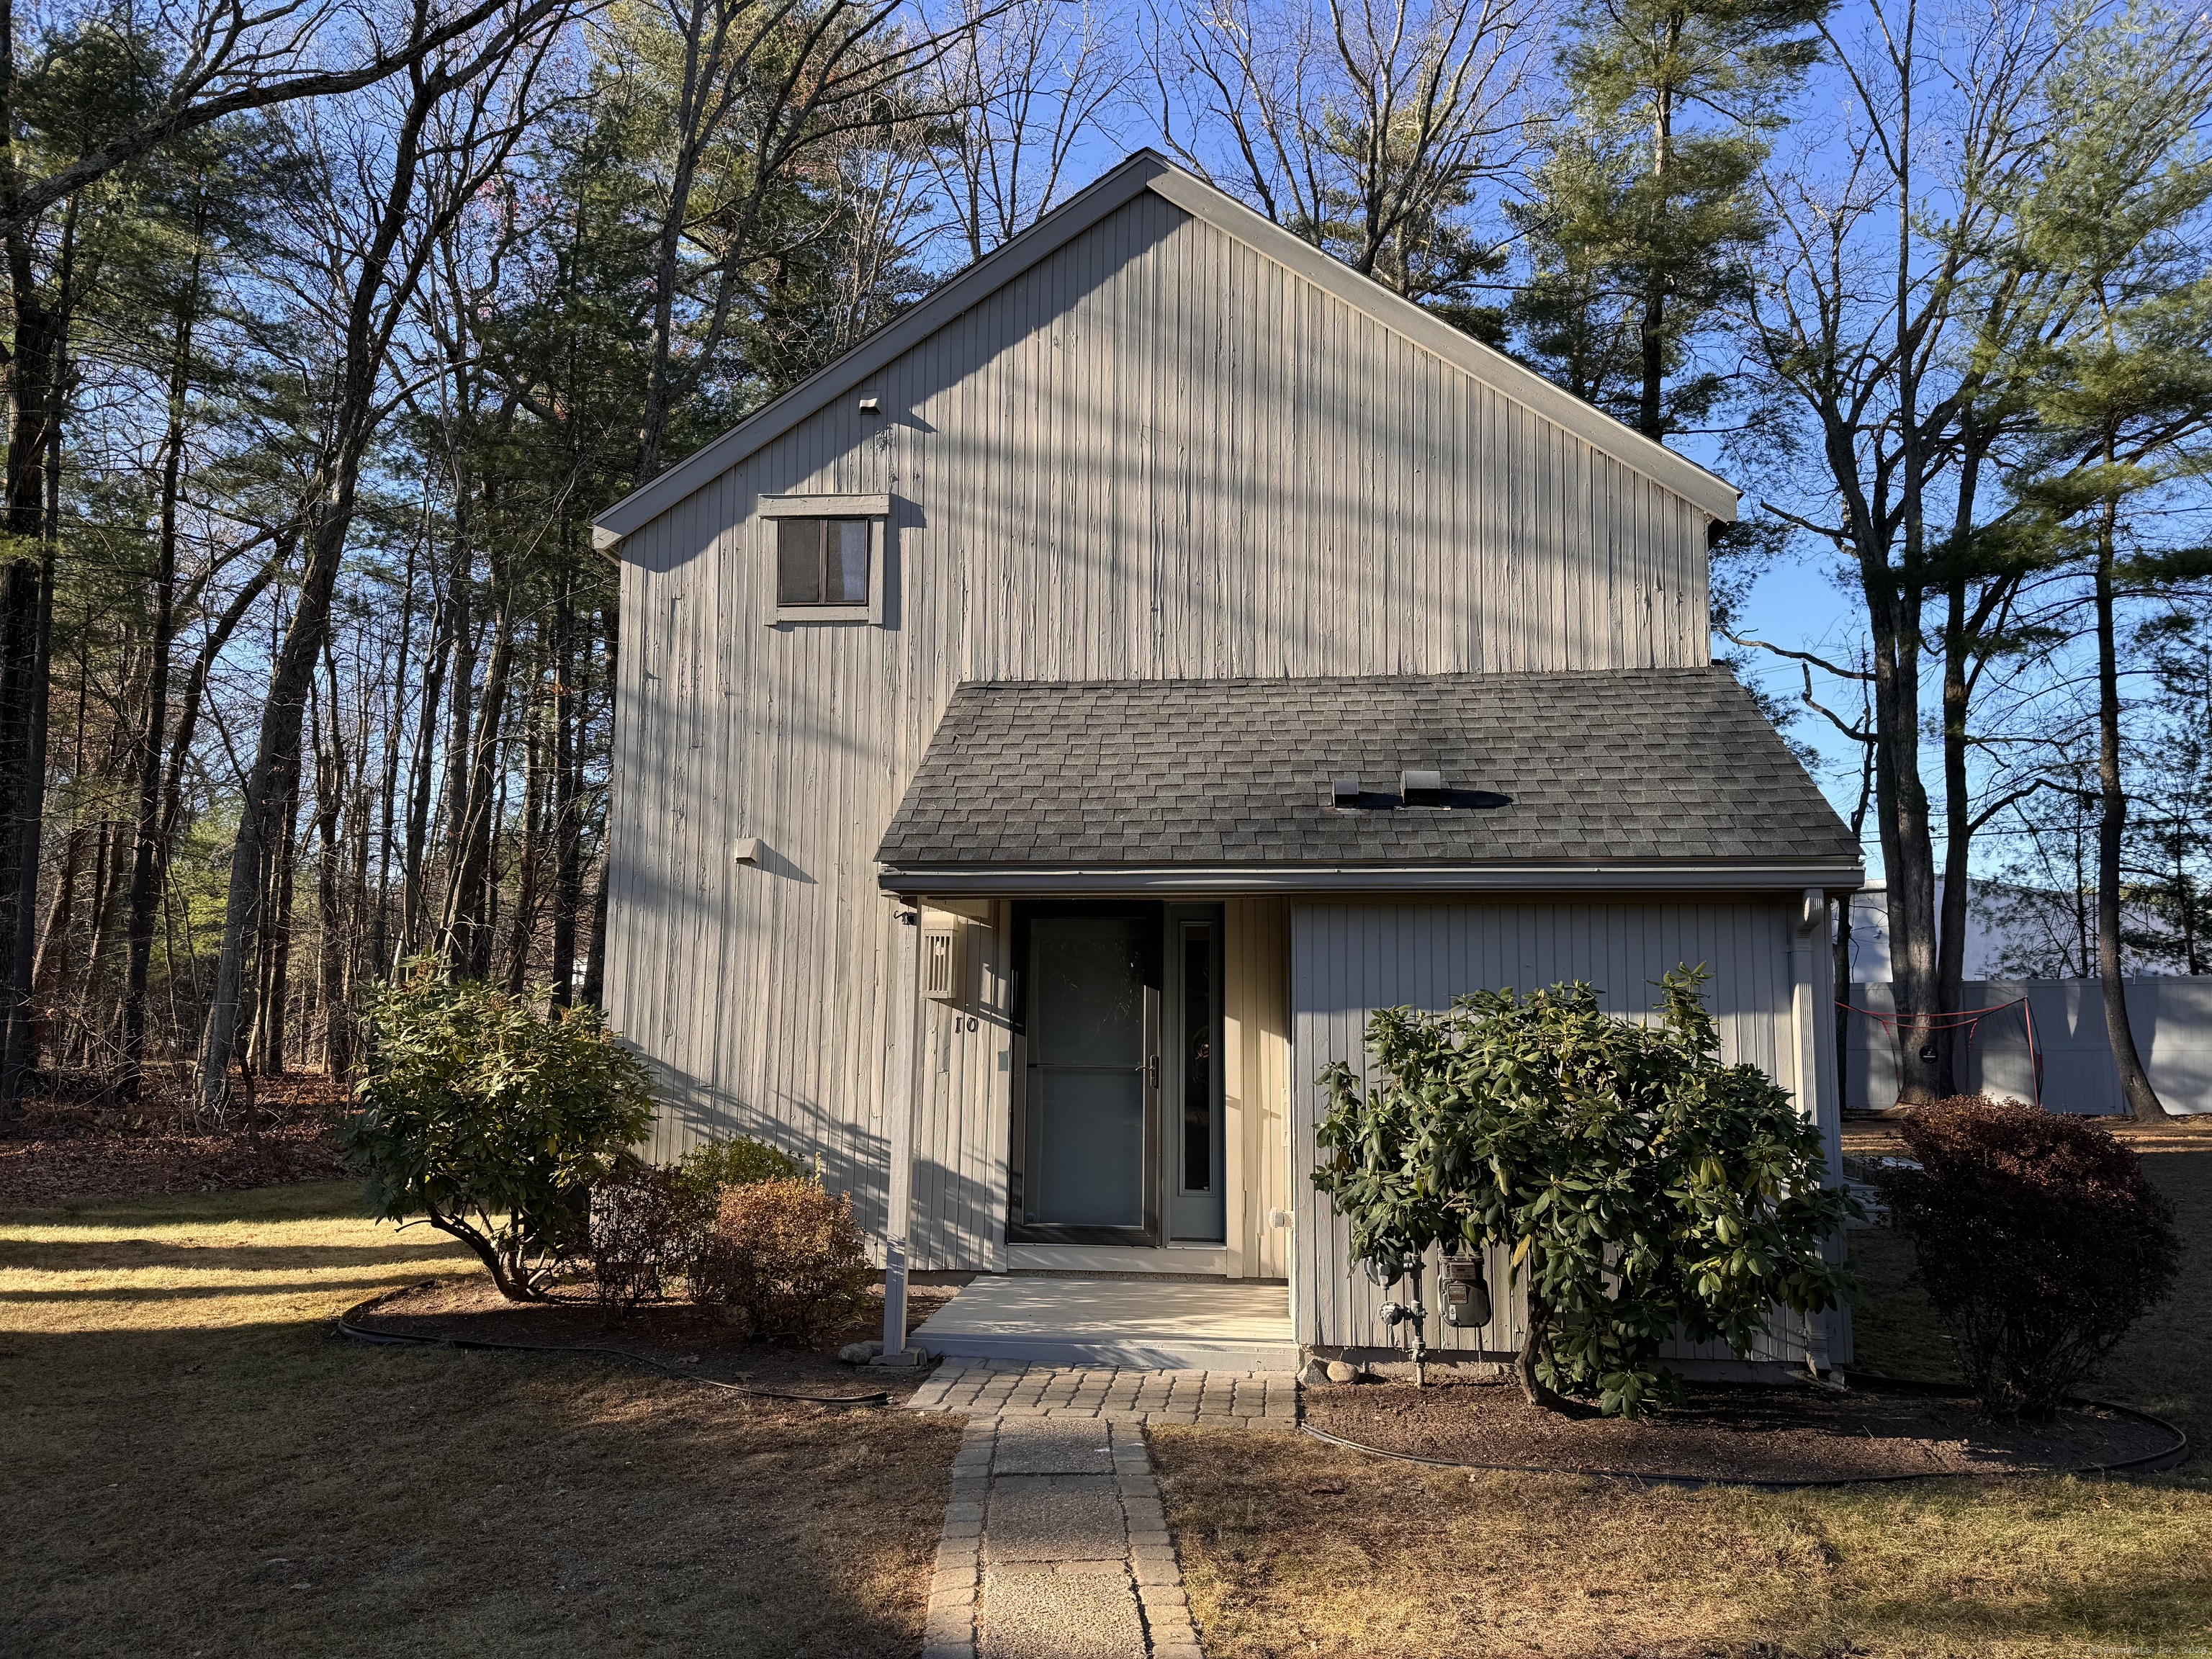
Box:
0 1236 469 1274
0 1184 963 1659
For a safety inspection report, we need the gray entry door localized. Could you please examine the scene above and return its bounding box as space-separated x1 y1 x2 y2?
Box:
1020 914 1159 1240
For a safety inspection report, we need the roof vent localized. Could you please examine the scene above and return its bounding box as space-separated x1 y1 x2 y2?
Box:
1330 775 1361 806
1401 768 1445 804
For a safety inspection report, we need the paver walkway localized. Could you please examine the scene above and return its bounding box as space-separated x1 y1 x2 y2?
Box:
907 1359 1299 1427
912 1364 1300 1658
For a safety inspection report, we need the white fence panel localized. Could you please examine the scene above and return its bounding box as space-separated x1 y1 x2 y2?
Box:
1843 979 2212 1115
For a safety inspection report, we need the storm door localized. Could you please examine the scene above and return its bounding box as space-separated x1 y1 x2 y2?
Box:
1008 907 1161 1244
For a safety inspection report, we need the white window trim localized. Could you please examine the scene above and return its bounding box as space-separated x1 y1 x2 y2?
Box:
761 493 891 625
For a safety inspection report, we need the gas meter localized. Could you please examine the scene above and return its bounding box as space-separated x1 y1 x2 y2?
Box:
1439 1257 1491 1330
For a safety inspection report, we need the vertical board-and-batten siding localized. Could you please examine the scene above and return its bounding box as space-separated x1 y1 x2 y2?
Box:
606 188 1715 1268
1289 901 1823 1366
1224 899 1293 1280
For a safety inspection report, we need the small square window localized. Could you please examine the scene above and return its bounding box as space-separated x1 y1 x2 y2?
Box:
776 517 872 607
760 493 890 624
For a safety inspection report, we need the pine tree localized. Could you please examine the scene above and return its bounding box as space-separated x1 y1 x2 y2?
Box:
1511 0 1824 439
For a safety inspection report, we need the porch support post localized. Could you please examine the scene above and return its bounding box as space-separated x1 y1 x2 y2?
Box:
881 901 923 1358
1791 885 1841 1375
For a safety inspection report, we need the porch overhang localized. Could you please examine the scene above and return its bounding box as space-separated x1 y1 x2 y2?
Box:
875 670 1866 895
878 859 1865 899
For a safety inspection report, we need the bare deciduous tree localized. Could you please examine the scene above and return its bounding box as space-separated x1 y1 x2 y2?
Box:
1148 0 1544 307
931 0 1133 261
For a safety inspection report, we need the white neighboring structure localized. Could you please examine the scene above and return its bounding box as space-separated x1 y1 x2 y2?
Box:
1840 881 2210 1115
1843 878 2188 981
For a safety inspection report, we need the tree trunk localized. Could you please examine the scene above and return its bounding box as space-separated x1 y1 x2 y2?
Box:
252 758 302 1076
1514 1291 1564 1411
581 855 609 1012
370 538 419 979
503 651 546 994
2093 485 2167 1119
444 584 513 978
548 580 582 1007
118 199 207 1102
0 305 60 1116
197 58 469 1116
315 661 352 1076
400 569 456 962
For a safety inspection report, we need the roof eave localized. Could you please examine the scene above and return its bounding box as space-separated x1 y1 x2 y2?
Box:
876 860 1865 899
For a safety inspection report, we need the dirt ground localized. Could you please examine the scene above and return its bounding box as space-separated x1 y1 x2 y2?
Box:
0 1180 963 1659
0 1073 352 1205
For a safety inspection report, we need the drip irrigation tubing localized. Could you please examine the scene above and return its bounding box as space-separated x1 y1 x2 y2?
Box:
1298 1375 2188 1491
336 1280 895 1408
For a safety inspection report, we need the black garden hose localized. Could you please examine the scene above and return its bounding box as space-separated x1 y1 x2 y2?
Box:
336 1280 896 1408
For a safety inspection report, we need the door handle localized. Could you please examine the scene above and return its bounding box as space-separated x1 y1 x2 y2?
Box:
1147 1055 1161 1092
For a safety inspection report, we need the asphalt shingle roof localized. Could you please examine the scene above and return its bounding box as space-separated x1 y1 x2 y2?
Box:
876 670 1858 871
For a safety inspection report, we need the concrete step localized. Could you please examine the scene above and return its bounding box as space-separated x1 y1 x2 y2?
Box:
911 1272 1299 1373
923 1329 1303 1371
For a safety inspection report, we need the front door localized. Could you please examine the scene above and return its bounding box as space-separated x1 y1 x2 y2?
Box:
1007 903 1228 1247
1012 908 1160 1243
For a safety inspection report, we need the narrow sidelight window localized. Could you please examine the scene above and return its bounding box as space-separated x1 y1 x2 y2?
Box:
1182 923 1213 1192
775 518 871 606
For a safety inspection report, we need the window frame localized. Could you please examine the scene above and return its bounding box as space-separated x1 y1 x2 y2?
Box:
760 493 891 625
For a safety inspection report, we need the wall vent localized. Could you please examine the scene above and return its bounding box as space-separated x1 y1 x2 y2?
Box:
920 919 965 1002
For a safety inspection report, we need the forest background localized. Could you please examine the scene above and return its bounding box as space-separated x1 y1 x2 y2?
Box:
1 0 2208 1125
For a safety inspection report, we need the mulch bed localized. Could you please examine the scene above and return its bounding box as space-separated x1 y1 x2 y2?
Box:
352 1271 975 1399
1300 1376 2180 1483
0 1073 352 1206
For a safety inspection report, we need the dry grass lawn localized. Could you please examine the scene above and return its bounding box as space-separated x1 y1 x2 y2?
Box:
0 1181 963 1658
1155 1141 2212 1659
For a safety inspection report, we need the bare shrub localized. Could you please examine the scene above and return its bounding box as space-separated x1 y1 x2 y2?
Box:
588 1163 710 1310
691 1178 873 1346
1876 1096 2180 1422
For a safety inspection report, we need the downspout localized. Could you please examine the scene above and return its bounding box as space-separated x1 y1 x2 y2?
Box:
880 902 925 1362
1791 886 1838 1381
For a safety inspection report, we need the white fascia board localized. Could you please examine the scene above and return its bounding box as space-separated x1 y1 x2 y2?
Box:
1141 171 1740 523
877 861 1866 898
590 155 1169 548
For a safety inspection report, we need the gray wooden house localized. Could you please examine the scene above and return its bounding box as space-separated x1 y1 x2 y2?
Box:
590 151 1863 1373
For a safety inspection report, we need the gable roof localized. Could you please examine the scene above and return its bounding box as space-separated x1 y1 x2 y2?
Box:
592 152 1740 548
875 670 1859 895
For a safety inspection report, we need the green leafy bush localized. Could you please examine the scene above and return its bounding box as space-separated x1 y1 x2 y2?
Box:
1313 968 1856 1416
690 1177 873 1345
1876 1096 2180 1422
675 1135 802 1205
589 1161 713 1310
342 965 656 1300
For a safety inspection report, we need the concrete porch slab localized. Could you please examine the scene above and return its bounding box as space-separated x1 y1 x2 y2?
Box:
910 1274 1299 1370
